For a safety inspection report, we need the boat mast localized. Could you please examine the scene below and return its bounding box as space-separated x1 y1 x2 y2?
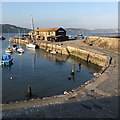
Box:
31 16 34 31
8 30 10 47
18 29 21 47
31 15 34 43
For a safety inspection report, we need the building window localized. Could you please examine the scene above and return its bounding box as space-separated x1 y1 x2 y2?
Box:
58 30 64 32
48 31 50 35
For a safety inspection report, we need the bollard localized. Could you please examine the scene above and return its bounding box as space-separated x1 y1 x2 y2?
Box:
27 85 32 97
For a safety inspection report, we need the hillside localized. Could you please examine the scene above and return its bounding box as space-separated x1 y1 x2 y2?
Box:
0 24 31 33
0 24 118 35
65 28 118 35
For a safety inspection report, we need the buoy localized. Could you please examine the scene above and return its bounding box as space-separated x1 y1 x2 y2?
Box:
10 77 13 80
64 90 69 95
93 73 97 76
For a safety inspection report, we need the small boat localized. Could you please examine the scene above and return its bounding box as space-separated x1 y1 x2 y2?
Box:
5 46 13 53
12 43 18 51
26 43 36 49
26 16 36 49
0 36 5 40
50 50 57 54
17 30 24 53
0 54 13 66
5 31 13 53
46 49 51 52
17 46 24 53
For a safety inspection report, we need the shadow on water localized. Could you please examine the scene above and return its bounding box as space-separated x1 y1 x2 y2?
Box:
2 96 119 119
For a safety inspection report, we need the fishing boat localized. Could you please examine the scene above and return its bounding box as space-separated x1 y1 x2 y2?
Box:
0 54 13 66
26 16 36 49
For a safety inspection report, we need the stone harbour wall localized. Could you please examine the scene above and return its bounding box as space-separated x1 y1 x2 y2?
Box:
36 41 108 67
84 36 119 50
67 46 107 67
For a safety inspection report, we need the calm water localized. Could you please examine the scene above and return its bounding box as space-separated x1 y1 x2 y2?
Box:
1 34 102 103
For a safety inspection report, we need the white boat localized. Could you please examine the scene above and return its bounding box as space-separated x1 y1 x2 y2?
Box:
5 32 13 53
26 16 36 49
17 46 24 53
50 50 57 54
26 43 36 49
46 49 51 52
17 30 24 53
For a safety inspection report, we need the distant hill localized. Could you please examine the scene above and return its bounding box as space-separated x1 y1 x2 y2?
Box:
0 24 31 33
65 28 118 36
0 24 118 35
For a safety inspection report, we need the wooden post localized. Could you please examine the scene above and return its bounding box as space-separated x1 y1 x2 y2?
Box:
79 62 81 70
27 85 32 97
71 63 75 75
86 54 90 63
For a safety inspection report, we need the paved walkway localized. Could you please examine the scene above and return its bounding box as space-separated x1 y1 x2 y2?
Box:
2 40 119 119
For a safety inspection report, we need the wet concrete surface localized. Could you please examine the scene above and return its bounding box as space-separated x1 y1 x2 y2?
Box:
2 96 118 118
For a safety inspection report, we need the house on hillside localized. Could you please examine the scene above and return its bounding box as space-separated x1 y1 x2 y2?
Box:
28 27 68 42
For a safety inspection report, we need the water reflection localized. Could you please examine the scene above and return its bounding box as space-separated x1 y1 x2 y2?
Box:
67 56 102 73
36 49 70 65
2 64 13 70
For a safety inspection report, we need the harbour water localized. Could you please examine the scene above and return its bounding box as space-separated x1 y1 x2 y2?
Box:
1 34 102 104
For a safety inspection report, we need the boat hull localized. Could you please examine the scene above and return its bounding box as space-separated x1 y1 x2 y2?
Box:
5 49 13 53
26 43 36 49
0 60 13 66
0 54 13 66
17 48 24 53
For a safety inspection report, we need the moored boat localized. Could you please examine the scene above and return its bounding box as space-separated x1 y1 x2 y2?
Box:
0 54 13 66
0 36 5 40
17 30 24 54
26 43 36 49
50 50 57 54
5 46 13 53
12 43 18 51
17 46 24 53
26 16 36 49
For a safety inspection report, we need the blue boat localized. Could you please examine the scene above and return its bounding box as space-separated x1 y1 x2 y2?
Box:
0 54 13 66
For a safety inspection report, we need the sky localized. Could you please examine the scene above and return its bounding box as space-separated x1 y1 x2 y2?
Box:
1 2 118 29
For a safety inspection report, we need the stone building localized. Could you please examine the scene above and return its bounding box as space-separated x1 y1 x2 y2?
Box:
28 27 68 42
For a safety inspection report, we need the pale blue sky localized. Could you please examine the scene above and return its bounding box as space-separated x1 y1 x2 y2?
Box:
2 2 118 29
